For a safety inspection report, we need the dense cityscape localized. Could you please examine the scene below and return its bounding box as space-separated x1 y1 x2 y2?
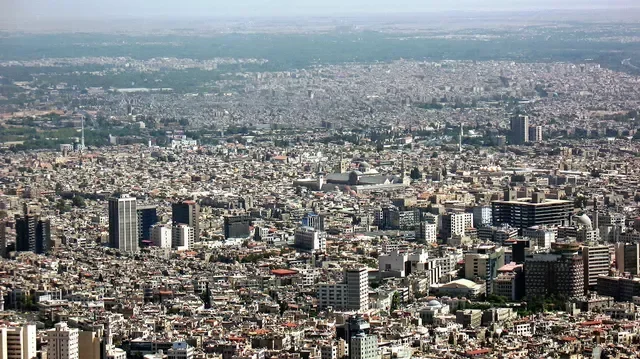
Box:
3 5 640 359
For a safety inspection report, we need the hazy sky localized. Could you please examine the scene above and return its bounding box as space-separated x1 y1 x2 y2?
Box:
3 0 639 20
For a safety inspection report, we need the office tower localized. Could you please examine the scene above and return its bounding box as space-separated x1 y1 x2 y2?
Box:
349 332 377 359
223 215 251 240
509 114 529 145
492 192 572 232
472 206 492 228
167 342 194 359
302 212 325 231
171 224 194 251
46 322 79 359
0 220 6 259
615 242 640 275
345 267 369 312
171 201 200 241
525 243 584 298
529 125 543 143
415 222 437 244
294 226 326 253
151 224 172 249
464 244 505 295
0 323 36 359
108 195 139 253
582 244 611 292
318 267 369 311
15 203 51 254
136 205 158 244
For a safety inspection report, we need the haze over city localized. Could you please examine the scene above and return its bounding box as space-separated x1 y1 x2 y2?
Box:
2 0 640 359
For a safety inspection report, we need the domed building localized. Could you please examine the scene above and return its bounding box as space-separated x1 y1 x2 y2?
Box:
419 299 450 324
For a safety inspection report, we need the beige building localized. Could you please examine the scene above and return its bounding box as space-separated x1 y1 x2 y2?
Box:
0 324 37 359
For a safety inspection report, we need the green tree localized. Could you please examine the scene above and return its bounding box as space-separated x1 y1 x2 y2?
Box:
56 199 71 213
410 167 422 180
391 291 401 311
72 196 86 208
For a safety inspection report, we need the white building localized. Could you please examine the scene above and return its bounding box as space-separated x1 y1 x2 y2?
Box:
171 224 194 251
444 212 473 237
472 206 492 228
350 333 378 359
167 342 194 359
415 222 437 243
46 322 79 359
514 320 534 337
151 224 172 249
318 267 368 311
294 226 326 253
523 226 556 248
0 323 36 359
378 250 441 284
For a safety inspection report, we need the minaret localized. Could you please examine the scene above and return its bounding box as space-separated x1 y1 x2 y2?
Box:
592 197 599 233
80 116 85 152
401 153 406 177
459 123 463 153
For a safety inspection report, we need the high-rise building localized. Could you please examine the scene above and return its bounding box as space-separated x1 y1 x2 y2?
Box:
492 192 572 232
528 125 543 143
464 244 505 295
582 244 611 291
302 212 325 231
440 212 473 239
15 204 51 254
136 205 158 244
223 215 251 240
151 224 172 249
0 323 37 359
108 195 138 253
349 332 377 359
318 267 369 312
525 243 584 298
472 206 492 228
167 342 194 359
46 322 79 359
0 220 6 259
171 224 194 251
294 226 326 253
509 114 529 145
415 222 437 244
171 201 200 241
615 242 640 275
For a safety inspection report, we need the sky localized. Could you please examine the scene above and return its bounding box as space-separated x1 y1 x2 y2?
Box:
3 0 639 20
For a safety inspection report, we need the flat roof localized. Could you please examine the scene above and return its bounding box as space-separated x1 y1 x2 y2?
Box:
492 198 572 206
